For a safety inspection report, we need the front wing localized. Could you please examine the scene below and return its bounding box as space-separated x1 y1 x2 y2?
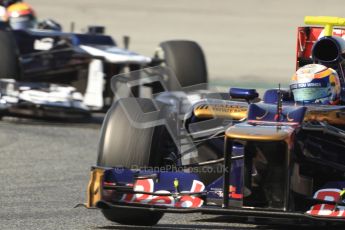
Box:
0 80 90 119
86 167 345 225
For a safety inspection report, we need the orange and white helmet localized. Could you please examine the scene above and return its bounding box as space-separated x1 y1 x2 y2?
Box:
7 2 36 29
290 64 341 104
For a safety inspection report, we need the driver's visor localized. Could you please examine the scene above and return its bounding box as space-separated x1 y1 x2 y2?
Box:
291 86 330 102
9 15 35 30
290 76 331 102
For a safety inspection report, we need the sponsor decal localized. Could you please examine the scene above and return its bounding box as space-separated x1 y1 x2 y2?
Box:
34 38 54 51
229 186 243 199
318 29 345 40
195 104 247 113
307 188 345 217
121 179 204 208
209 186 242 199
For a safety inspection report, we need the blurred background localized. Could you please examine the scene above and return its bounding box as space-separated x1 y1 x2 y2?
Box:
30 0 345 89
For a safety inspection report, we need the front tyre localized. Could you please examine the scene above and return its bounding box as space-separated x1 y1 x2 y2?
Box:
102 208 163 226
0 30 21 80
97 97 178 225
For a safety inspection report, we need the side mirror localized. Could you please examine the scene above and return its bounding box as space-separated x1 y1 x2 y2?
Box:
123 35 130 50
229 88 259 103
87 26 105 35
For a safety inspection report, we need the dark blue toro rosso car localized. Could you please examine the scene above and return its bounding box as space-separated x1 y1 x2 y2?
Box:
84 16 345 226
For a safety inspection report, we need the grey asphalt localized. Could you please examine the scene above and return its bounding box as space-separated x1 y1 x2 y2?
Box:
1 0 345 229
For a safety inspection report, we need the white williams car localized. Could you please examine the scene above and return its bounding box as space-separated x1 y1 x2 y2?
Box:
0 20 208 118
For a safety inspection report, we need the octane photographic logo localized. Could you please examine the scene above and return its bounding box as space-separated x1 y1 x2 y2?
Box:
110 66 230 165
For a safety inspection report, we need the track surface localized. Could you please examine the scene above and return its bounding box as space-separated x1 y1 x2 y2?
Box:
0 119 331 230
2 1 345 229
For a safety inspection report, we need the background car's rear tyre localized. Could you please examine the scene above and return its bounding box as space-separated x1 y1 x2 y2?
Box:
101 209 163 226
159 40 208 90
0 30 21 80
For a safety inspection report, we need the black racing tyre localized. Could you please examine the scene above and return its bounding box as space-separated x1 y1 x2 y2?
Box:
159 40 208 90
97 97 178 225
0 30 21 80
97 97 156 167
97 97 176 168
101 208 163 226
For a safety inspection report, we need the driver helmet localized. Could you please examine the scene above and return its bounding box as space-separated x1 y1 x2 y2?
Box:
1 0 22 7
7 2 36 29
290 64 341 104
